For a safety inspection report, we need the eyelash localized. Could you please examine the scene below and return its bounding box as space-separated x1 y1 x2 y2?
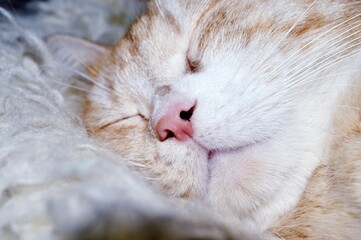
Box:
97 114 147 130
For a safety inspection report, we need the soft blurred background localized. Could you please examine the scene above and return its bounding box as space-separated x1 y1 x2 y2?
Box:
0 0 146 43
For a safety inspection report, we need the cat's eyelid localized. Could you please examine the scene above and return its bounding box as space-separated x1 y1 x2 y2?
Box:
138 113 148 121
120 114 141 121
97 114 146 130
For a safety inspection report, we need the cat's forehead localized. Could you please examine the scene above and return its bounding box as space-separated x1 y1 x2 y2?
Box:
106 0 347 95
144 1 333 64
188 1 333 55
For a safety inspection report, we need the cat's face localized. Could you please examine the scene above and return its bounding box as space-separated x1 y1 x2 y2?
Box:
81 0 361 229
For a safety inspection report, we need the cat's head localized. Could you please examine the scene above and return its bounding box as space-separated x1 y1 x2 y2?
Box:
48 0 361 229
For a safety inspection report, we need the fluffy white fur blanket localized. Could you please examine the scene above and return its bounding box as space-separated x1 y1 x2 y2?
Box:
0 1 261 239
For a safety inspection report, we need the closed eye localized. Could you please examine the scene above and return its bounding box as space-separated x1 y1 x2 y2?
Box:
186 57 201 73
97 114 147 130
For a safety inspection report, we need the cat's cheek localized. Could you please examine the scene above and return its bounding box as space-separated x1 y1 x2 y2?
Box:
206 149 266 220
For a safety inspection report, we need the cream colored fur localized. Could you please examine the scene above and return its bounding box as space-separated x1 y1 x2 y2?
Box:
71 0 361 239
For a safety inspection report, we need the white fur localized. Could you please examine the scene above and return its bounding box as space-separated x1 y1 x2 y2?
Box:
150 0 361 232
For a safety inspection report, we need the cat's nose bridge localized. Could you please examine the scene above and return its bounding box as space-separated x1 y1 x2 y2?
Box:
155 98 195 142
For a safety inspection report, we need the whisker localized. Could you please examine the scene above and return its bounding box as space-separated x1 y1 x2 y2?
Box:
286 47 361 92
49 79 105 97
280 38 361 93
283 23 361 77
282 71 361 91
72 69 115 94
59 66 125 100
228 1 317 90
257 0 317 68
279 21 361 82
270 15 361 77
250 65 361 115
57 47 111 77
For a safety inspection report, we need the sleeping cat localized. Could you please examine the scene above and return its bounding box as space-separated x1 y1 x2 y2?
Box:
47 0 361 238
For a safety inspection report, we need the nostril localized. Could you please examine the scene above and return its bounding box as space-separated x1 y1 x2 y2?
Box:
165 130 175 139
180 106 194 121
155 99 195 142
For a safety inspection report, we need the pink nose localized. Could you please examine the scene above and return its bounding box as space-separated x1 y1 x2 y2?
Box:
155 99 195 141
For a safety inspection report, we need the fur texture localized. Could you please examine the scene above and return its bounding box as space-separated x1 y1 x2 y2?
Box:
0 1 261 240
77 0 361 238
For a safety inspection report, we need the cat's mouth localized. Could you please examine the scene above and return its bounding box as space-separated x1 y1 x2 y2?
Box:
197 141 259 161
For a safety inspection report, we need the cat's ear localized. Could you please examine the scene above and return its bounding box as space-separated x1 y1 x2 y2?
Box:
45 34 110 69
